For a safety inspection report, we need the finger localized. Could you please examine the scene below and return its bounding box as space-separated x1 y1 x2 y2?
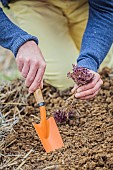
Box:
22 62 30 78
77 73 100 93
29 67 45 93
16 58 24 72
40 80 43 89
75 79 103 98
79 90 99 100
25 64 38 87
71 84 78 93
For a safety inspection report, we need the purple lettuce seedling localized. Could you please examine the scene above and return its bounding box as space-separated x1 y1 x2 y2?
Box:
52 109 74 123
53 65 94 124
67 65 94 85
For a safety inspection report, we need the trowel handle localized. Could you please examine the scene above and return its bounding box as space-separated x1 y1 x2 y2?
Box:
34 88 44 105
34 88 46 121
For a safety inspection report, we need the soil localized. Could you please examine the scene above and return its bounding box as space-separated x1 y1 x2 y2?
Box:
0 67 113 170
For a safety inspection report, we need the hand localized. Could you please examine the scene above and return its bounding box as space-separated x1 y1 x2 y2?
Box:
16 41 46 93
71 70 103 100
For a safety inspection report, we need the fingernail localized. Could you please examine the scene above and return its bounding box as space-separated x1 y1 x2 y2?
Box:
75 93 80 98
40 85 43 89
71 89 74 93
77 88 81 93
22 74 27 78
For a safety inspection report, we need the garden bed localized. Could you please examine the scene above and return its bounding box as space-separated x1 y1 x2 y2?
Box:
0 67 113 170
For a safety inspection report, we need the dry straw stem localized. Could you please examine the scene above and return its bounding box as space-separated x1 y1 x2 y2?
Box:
0 155 20 169
15 160 27 170
1 102 27 106
42 165 64 170
16 149 33 170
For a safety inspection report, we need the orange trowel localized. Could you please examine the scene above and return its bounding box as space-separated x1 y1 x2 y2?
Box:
33 88 64 153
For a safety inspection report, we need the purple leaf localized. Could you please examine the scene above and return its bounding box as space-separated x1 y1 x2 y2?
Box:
52 109 74 123
67 65 94 85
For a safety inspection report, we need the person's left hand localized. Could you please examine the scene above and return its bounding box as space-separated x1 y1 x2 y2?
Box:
16 41 46 93
71 70 103 100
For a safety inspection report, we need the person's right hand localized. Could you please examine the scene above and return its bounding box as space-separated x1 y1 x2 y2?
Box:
71 70 103 100
16 40 46 93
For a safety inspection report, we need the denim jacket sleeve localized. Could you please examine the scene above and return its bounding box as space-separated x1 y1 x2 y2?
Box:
0 7 38 57
77 0 113 72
